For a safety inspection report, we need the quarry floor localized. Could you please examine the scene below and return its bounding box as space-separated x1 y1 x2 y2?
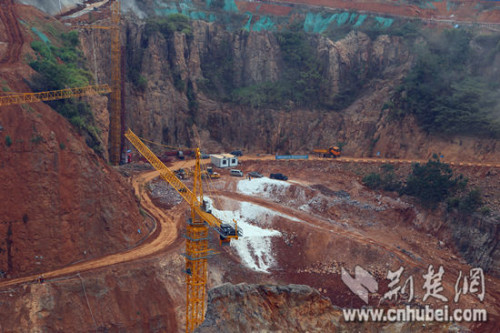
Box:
147 156 500 332
0 156 499 331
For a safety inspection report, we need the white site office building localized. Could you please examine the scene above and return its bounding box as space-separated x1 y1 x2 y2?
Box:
210 154 238 168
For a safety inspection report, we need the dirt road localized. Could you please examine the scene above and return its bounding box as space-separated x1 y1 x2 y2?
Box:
0 155 213 290
241 154 500 168
0 170 179 289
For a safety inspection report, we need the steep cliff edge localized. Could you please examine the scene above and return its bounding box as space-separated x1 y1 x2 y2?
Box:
104 17 500 162
119 20 411 151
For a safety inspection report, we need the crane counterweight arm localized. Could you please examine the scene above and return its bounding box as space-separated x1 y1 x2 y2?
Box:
125 129 224 230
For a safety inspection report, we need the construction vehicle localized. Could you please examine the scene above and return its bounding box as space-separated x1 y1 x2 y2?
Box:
174 168 192 180
201 167 220 180
176 167 220 180
313 146 341 158
209 172 221 179
270 173 288 181
125 129 240 333
201 170 220 179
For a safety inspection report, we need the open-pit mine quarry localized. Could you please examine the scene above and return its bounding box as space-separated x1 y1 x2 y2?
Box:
1 0 500 332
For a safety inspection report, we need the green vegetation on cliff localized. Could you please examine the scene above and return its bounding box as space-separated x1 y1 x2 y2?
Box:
28 30 102 154
233 24 326 108
362 164 401 192
135 14 500 139
145 14 192 37
201 22 329 109
199 38 235 100
391 29 500 138
30 31 91 90
203 20 418 110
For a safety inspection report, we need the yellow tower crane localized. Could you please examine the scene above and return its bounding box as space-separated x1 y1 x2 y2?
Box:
124 129 240 333
109 0 122 166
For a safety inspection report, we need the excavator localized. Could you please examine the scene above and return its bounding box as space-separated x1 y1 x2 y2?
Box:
313 146 341 158
124 129 240 332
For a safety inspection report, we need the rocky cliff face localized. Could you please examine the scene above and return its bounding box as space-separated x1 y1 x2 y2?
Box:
98 18 500 162
449 212 500 275
197 283 339 333
196 283 453 332
117 19 411 152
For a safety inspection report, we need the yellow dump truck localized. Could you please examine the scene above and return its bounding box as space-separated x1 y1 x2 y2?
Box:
313 147 341 158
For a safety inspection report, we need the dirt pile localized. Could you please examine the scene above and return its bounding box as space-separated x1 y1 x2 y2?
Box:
239 159 500 275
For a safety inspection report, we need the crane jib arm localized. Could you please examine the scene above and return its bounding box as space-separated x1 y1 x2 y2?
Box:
0 84 111 106
125 129 224 230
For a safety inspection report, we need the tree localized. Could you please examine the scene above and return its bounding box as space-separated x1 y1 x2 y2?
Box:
401 156 464 209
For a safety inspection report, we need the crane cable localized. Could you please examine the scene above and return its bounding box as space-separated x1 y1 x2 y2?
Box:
193 134 231 222
91 28 99 85
77 273 98 331
200 163 232 224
